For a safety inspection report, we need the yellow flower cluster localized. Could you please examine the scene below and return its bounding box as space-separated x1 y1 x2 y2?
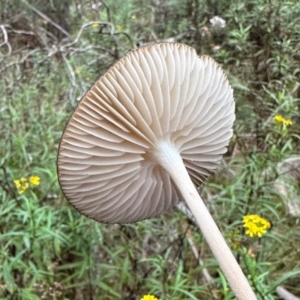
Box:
273 115 292 126
140 295 159 300
243 215 271 238
92 23 99 28
14 175 40 194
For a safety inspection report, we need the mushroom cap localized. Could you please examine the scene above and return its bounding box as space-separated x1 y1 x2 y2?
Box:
57 43 234 223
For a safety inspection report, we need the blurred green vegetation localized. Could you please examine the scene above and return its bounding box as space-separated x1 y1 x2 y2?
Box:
0 0 299 299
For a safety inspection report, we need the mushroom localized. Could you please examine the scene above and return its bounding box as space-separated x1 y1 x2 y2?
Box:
57 43 256 299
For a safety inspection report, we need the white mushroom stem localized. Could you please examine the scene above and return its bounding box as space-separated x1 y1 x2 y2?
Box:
153 142 257 300
277 286 300 300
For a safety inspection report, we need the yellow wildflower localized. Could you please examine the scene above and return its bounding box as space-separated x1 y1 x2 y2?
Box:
273 115 292 126
131 14 137 19
140 295 159 300
13 175 40 194
14 177 29 194
243 215 271 237
92 23 100 28
29 175 40 186
14 180 21 189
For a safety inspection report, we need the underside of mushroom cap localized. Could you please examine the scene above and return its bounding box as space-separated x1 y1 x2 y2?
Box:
57 43 235 223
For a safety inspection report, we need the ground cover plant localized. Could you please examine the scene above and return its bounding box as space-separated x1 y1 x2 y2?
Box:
0 0 299 299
